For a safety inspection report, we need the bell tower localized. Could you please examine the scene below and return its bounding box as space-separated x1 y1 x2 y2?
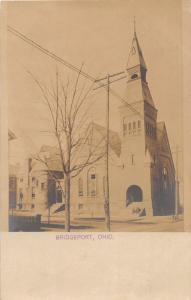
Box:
118 26 159 217
119 27 158 159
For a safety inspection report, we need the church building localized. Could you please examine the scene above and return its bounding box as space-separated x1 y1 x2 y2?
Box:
70 29 176 218
11 30 176 220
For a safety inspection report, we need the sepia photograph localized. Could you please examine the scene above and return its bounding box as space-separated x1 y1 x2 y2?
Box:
6 0 184 232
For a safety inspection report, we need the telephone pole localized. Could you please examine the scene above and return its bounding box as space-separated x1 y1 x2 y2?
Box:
172 145 182 217
94 71 126 231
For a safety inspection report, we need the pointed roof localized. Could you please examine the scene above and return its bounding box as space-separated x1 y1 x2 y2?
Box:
127 31 147 70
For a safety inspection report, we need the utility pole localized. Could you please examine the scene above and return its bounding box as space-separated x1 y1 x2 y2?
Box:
175 146 181 217
94 71 126 231
172 145 182 218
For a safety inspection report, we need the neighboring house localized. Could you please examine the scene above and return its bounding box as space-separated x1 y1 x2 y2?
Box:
15 146 64 213
8 130 17 211
70 30 175 218
9 164 19 210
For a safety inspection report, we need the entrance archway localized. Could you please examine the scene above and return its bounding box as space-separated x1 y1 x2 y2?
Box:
126 185 143 206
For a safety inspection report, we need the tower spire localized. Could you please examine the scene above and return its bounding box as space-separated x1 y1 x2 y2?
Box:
133 16 136 35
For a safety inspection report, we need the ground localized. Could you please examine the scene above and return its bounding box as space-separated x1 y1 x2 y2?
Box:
10 210 184 232
40 214 184 232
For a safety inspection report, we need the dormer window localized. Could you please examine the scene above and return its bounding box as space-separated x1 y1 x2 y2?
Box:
131 74 138 80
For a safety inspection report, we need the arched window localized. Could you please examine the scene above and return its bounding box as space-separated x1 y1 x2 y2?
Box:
131 74 138 80
87 168 96 197
78 177 83 197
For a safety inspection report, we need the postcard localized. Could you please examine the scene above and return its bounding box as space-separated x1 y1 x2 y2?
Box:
0 1 191 299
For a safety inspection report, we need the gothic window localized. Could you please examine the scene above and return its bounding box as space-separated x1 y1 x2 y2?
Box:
87 168 96 197
145 122 156 139
78 178 83 197
162 167 168 190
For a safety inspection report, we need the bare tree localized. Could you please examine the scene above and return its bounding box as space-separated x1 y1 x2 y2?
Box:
28 66 105 231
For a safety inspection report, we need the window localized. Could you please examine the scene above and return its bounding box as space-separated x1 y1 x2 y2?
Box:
78 178 83 196
132 47 136 55
146 122 156 139
9 177 16 190
20 178 23 183
36 180 38 187
138 120 141 129
133 122 136 130
56 188 62 203
41 183 45 190
131 154 134 165
123 123 127 135
162 167 168 190
87 168 97 197
32 187 35 199
32 177 35 186
128 123 131 131
131 74 138 80
78 204 83 210
19 189 23 202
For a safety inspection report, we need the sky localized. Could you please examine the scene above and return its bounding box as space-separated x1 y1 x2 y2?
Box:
5 0 182 170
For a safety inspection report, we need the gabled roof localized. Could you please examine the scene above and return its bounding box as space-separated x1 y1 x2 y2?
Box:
91 122 121 157
127 32 147 70
156 121 175 172
33 145 62 172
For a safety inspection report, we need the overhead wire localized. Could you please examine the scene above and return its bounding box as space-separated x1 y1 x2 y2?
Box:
7 25 143 119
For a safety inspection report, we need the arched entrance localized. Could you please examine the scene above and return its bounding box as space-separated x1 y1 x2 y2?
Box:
126 185 143 206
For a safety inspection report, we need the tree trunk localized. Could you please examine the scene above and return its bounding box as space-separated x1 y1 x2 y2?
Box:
65 173 71 232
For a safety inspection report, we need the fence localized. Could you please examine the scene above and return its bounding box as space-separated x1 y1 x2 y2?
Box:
9 214 41 231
